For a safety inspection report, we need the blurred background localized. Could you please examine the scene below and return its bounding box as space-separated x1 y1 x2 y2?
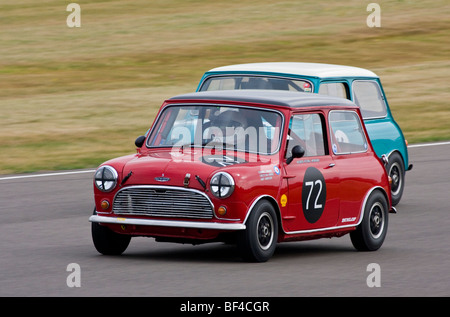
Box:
0 0 448 174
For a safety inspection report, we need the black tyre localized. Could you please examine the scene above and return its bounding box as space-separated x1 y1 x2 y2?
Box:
237 200 278 262
91 210 131 255
387 152 405 206
350 191 388 251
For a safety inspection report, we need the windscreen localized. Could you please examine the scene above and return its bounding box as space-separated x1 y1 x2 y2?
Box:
147 105 283 155
199 76 313 93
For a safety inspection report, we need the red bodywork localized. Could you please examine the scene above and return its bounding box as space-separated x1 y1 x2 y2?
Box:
90 93 392 246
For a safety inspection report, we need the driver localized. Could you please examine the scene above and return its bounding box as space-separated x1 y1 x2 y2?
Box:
205 110 248 148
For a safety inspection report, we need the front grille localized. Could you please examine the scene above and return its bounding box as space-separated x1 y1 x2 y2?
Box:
112 186 214 219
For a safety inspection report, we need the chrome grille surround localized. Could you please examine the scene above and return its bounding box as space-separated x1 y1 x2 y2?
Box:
112 185 215 219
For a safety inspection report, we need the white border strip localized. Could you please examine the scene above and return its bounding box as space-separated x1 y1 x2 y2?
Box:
0 169 96 181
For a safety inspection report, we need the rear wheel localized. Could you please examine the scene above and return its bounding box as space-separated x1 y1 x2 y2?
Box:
350 191 388 251
387 152 405 206
237 200 278 262
91 210 131 255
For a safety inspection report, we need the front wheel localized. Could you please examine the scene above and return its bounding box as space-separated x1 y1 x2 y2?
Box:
91 210 131 255
350 191 389 251
237 200 278 262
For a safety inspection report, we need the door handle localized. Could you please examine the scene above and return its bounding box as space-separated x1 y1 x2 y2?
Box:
326 163 335 169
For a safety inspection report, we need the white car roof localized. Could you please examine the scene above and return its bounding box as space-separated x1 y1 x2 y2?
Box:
206 62 378 78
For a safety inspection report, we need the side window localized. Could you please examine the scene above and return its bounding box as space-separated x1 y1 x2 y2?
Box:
329 111 368 154
352 80 387 119
286 113 327 158
318 82 349 99
204 77 236 90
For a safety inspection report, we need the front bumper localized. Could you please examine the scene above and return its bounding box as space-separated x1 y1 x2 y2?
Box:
89 214 246 231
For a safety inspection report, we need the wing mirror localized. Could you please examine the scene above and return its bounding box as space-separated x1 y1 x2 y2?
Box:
286 145 305 164
135 135 146 148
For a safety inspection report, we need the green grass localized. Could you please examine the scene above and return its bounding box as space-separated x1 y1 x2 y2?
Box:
0 0 449 174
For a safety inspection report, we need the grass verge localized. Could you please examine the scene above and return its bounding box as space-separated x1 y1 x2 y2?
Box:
0 0 448 174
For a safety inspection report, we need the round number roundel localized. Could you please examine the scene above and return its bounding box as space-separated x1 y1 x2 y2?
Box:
302 167 327 223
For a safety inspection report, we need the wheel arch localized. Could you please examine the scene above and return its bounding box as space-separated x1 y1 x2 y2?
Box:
386 149 408 173
386 148 403 162
357 186 391 225
244 195 283 232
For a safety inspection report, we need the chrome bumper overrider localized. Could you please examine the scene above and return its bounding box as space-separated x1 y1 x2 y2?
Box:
89 215 246 231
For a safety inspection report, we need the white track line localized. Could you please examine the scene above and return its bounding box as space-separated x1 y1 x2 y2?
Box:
0 141 448 181
0 169 96 181
408 141 450 148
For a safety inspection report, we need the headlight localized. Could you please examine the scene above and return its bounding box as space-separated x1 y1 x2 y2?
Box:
94 165 118 192
210 172 235 198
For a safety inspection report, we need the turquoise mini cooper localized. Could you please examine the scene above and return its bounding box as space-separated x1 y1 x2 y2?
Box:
197 62 412 205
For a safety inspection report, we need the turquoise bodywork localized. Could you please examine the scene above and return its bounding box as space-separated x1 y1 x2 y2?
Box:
196 71 410 171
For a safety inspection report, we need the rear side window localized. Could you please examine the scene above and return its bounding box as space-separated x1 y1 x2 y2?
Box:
352 80 387 119
329 111 368 154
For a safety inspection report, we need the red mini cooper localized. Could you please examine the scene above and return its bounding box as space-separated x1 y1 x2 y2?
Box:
90 90 395 262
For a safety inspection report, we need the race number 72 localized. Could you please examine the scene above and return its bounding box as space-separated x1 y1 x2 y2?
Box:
304 180 323 210
302 167 327 224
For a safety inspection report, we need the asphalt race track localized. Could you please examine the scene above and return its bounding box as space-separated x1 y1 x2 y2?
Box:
0 143 449 297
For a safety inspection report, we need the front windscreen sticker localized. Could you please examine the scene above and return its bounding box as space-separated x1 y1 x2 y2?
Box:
201 155 247 167
303 82 312 92
302 167 327 223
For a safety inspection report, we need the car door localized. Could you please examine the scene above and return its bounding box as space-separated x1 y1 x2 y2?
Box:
328 110 375 223
282 112 340 232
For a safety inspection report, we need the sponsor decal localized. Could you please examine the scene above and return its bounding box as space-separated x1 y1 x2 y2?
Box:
342 217 357 223
258 168 274 181
273 165 280 175
280 194 287 207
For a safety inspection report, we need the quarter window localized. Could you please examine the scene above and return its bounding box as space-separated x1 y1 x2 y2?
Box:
329 111 368 154
318 82 349 99
352 80 387 119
